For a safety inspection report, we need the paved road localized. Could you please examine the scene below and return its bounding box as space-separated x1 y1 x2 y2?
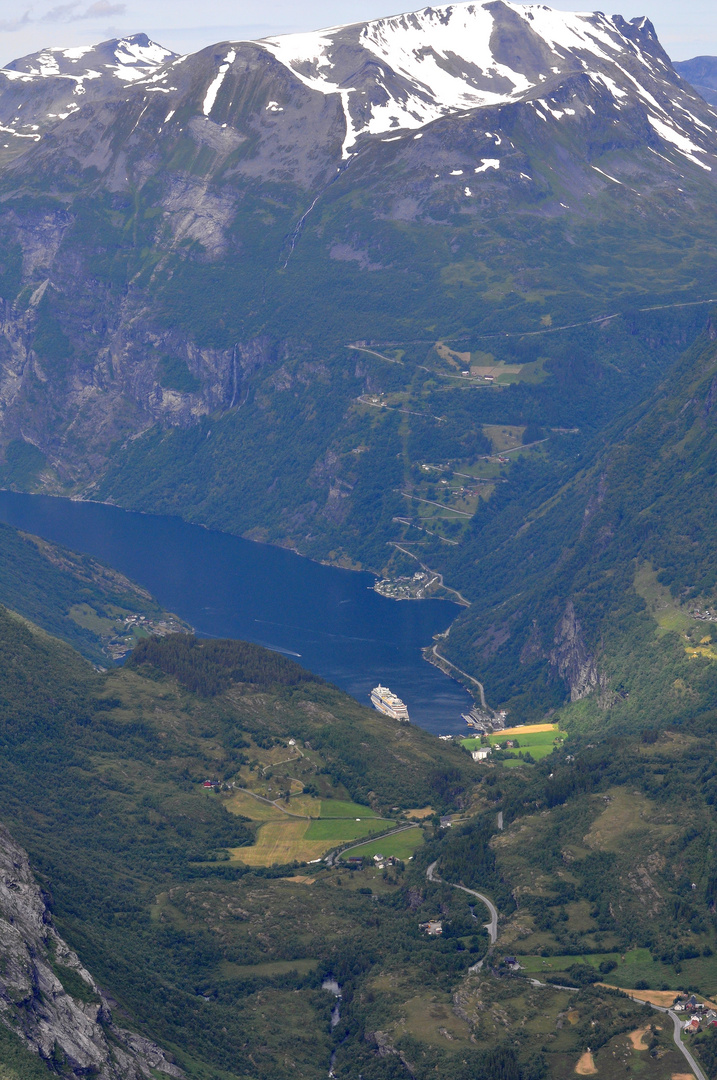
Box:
390 545 471 605
426 643 489 709
426 860 498 944
326 823 420 867
648 1004 706 1080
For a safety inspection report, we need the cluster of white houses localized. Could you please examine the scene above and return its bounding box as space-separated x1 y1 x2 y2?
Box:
674 995 717 1034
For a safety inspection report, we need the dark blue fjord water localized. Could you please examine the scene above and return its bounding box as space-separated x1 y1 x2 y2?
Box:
0 492 472 736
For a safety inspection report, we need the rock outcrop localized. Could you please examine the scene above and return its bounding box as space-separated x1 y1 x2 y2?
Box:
0 823 180 1078
549 601 601 702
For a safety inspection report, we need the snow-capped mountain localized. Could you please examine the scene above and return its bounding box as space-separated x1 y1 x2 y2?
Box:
111 0 715 174
1 3 715 175
4 35 175 82
256 4 696 157
0 34 176 156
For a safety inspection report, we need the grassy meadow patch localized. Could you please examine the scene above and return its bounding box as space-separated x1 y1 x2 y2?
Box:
341 827 424 861
225 790 290 821
230 814 387 866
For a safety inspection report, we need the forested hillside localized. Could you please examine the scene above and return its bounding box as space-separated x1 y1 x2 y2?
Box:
432 315 717 723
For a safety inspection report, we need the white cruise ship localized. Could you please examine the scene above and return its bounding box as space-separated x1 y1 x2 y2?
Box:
370 685 410 721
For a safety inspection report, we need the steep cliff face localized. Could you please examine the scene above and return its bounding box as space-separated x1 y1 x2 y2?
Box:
549 601 601 702
0 823 179 1078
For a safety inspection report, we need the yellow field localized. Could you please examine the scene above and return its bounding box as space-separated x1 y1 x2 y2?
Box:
598 985 679 1007
575 1050 597 1075
435 342 470 366
405 806 434 819
284 793 322 817
229 814 384 866
224 791 289 821
497 723 559 736
628 1026 650 1050
686 643 717 661
229 820 324 865
470 364 523 377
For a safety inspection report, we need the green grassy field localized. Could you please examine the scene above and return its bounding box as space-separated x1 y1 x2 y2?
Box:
318 798 381 818
341 827 424 861
516 949 653 973
514 948 717 997
305 797 381 818
230 815 386 866
305 818 385 843
462 724 565 764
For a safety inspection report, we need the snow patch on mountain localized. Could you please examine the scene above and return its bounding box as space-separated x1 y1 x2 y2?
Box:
1 35 176 88
202 49 236 116
647 114 712 169
254 0 716 160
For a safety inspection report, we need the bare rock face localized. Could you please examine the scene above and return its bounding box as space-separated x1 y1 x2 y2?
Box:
549 601 600 702
0 823 180 1078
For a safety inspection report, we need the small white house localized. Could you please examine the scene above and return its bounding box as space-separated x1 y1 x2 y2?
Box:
472 748 491 761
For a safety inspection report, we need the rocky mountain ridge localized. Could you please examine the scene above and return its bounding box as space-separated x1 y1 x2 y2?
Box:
674 55 717 107
3 7 716 170
0 821 179 1077
0 35 176 164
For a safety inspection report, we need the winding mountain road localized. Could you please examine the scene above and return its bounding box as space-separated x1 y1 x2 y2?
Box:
426 860 498 943
646 1004 706 1080
424 864 706 1079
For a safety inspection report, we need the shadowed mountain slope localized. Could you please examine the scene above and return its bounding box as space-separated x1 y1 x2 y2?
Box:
674 56 717 107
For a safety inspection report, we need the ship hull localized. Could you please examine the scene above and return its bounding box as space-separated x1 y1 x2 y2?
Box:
370 685 409 721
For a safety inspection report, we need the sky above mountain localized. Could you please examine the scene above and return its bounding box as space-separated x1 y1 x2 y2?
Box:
0 0 715 72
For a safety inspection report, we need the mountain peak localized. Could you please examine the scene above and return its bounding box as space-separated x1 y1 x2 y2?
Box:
0 33 177 159
3 33 176 84
242 1 710 158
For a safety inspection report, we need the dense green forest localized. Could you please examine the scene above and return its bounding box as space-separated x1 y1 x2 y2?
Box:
129 633 323 695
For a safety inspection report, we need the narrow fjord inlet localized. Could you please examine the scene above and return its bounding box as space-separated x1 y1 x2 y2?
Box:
0 491 473 733
1 1 717 1079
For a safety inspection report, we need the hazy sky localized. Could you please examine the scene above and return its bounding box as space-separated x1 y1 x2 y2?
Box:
0 0 715 68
